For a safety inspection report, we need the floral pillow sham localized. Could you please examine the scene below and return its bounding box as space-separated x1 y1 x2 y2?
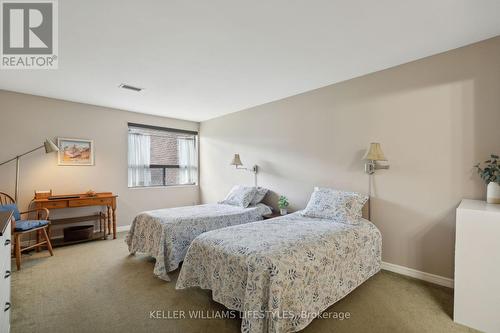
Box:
219 185 257 208
301 187 368 224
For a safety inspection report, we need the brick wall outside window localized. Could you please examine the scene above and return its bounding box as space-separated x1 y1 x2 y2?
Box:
129 124 197 187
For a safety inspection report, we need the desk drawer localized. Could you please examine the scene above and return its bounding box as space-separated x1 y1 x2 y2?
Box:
69 198 112 207
43 201 68 209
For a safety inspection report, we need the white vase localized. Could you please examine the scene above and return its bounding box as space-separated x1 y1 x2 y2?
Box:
487 182 500 204
280 208 287 215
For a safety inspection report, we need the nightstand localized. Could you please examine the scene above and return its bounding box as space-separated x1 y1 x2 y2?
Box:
263 212 282 219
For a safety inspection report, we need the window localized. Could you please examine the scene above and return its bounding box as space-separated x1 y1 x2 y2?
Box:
127 123 198 187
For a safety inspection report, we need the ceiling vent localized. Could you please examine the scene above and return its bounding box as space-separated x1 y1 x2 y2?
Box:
118 83 144 92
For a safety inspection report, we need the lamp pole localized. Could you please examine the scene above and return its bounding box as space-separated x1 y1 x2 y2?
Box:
15 156 20 202
0 145 45 202
0 139 59 202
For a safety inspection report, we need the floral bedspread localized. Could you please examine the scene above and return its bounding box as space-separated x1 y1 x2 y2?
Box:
125 203 271 281
176 212 382 333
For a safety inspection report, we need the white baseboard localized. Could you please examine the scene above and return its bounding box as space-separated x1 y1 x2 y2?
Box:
381 261 454 289
116 225 131 232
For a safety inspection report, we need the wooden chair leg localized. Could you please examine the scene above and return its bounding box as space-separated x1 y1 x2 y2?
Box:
36 230 41 252
42 227 54 256
15 233 21 271
44 223 52 251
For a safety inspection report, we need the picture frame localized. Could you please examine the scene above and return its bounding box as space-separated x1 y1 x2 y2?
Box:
57 137 94 166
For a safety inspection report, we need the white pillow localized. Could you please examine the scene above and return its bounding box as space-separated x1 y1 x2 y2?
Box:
219 185 257 208
301 187 368 224
250 187 269 205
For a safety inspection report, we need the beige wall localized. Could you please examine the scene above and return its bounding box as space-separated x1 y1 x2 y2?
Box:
0 91 200 231
200 36 500 278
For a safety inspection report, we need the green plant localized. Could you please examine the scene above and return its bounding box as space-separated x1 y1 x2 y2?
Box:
278 196 289 209
474 154 500 185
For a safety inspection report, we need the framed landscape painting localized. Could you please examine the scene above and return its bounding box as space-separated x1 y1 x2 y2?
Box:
57 138 94 166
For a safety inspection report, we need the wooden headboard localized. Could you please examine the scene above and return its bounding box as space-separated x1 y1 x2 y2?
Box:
362 198 370 221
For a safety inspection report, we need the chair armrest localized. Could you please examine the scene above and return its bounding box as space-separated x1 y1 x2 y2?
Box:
18 208 50 220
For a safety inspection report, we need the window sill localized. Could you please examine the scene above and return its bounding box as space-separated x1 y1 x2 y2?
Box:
128 184 199 190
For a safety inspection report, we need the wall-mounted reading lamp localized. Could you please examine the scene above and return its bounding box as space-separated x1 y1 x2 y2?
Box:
363 143 389 174
230 154 258 186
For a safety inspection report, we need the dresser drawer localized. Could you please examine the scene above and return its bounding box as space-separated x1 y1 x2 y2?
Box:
69 198 112 207
0 248 9 285
42 201 68 209
0 265 10 308
1 305 10 333
0 225 11 277
0 277 11 333
0 219 11 333
0 223 11 248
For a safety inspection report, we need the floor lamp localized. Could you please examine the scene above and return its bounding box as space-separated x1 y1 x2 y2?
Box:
0 139 59 202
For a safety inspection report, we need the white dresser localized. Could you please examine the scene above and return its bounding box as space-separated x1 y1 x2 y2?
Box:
0 211 12 333
455 199 500 333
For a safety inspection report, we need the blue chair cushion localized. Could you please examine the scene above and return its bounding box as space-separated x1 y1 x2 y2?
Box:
0 204 20 221
15 220 49 232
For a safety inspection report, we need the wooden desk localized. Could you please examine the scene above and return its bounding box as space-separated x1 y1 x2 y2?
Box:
33 192 118 239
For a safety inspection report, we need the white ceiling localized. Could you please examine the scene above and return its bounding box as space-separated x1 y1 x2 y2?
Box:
1 0 500 122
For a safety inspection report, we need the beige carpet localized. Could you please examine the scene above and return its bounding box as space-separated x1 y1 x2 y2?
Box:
11 233 476 333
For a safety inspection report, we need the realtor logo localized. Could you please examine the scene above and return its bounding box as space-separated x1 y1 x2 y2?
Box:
1 0 58 69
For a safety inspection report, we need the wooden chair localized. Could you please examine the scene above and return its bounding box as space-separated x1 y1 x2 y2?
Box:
0 192 54 270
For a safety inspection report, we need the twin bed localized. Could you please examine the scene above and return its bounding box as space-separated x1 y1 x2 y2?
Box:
126 186 382 333
126 202 271 280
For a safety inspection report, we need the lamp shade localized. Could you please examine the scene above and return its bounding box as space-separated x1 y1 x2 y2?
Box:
230 153 243 166
363 143 387 161
44 138 59 153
